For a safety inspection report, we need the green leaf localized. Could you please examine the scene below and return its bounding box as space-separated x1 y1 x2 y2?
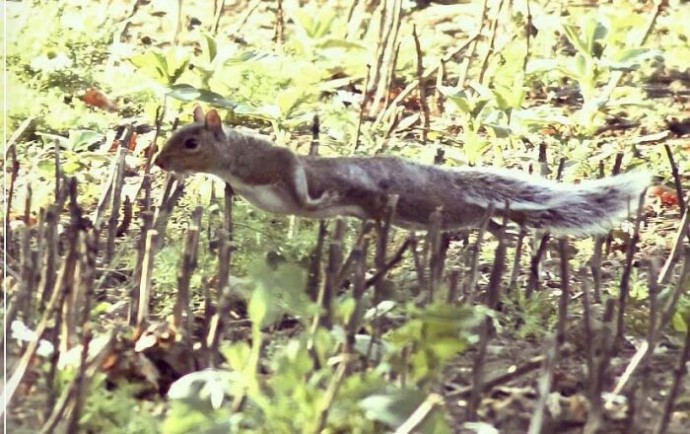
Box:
198 89 237 109
359 390 450 434
583 20 608 55
168 84 201 102
220 342 252 372
67 129 103 152
248 281 268 328
316 38 366 51
562 24 589 56
203 33 218 63
445 93 472 114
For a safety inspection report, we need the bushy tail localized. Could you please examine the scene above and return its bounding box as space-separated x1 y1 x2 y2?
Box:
457 168 651 235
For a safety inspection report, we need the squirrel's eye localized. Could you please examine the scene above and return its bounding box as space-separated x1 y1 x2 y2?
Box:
184 138 199 150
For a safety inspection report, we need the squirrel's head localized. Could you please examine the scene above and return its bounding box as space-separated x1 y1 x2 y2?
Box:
155 106 229 175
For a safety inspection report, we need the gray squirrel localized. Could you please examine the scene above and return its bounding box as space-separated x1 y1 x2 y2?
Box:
154 107 650 236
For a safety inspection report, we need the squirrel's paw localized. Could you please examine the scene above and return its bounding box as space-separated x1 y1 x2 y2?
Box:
305 189 341 210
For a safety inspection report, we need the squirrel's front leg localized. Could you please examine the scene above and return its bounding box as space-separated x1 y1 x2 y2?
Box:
291 162 340 211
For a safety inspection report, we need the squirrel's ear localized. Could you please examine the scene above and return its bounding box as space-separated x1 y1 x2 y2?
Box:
205 109 223 134
193 105 205 123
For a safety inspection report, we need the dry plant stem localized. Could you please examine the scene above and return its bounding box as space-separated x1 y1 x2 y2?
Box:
604 153 625 254
344 239 368 359
37 208 60 306
522 0 532 75
370 0 402 115
374 195 398 303
556 238 570 344
106 147 127 263
0 220 79 418
129 211 153 324
663 143 686 216
477 0 504 85
91 134 121 228
153 175 186 250
587 299 617 427
206 229 237 368
525 233 550 299
447 268 460 304
310 357 350 434
310 114 320 156
375 33 479 129
54 139 61 200
345 0 360 24
334 221 375 289
141 105 166 210
658 198 690 284
39 331 116 434
615 191 647 346
464 204 494 305
67 244 98 432
5 118 33 222
136 229 158 327
307 221 328 302
394 394 444 434
458 0 489 86
412 25 430 145
145 105 164 174
426 209 443 303
322 220 346 328
229 0 262 35
591 236 604 302
447 349 572 398
434 60 445 114
211 0 225 36
381 41 401 116
274 0 284 45
656 324 690 434
527 335 558 434
467 210 507 420
217 184 235 293
527 143 552 298
581 280 604 434
630 261 661 423
18 222 34 321
508 227 527 291
367 0 389 112
174 214 202 335
353 64 371 153
659 246 690 332
169 0 182 44
365 237 410 288
116 196 133 236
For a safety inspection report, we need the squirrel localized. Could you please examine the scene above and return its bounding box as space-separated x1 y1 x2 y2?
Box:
154 106 651 236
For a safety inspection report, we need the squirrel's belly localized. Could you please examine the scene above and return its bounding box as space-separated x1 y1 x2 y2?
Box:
233 184 299 214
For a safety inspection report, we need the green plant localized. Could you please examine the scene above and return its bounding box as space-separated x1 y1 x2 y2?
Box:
529 14 662 134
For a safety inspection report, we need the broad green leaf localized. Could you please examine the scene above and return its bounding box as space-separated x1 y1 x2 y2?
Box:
168 84 201 102
198 89 237 109
67 129 103 152
359 390 450 434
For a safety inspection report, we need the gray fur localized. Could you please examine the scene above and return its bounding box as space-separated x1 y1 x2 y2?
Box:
157 122 650 236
